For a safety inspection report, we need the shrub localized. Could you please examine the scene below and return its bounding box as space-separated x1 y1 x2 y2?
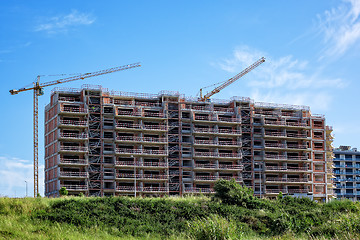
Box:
213 179 260 208
59 187 68 196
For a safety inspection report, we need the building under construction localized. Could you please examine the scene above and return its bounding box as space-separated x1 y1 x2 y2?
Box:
44 84 334 201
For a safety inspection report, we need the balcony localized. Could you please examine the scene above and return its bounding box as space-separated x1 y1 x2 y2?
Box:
116 186 168 193
116 136 167 144
265 166 309 172
58 96 80 102
61 185 88 190
59 158 87 166
194 176 242 182
115 161 168 168
60 106 87 114
264 189 309 194
116 123 167 131
193 163 243 170
265 177 310 183
193 115 215 122
213 107 234 113
117 110 166 118
264 132 309 139
59 172 88 178
115 173 168 180
263 155 310 161
219 164 243 170
115 149 167 156
117 110 142 117
193 152 241 159
144 112 166 118
59 133 88 140
59 146 88 152
264 120 309 128
184 187 215 193
193 140 240 147
59 120 87 127
218 117 240 123
193 128 241 135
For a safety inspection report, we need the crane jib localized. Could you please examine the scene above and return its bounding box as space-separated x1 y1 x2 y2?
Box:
8 62 141 197
201 57 265 101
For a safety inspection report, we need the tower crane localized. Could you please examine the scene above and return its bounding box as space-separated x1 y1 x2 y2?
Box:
9 62 141 197
198 57 265 102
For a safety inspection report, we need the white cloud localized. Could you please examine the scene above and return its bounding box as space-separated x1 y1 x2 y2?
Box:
213 45 348 113
35 10 95 34
0 156 44 197
317 0 360 58
250 89 333 112
217 46 346 90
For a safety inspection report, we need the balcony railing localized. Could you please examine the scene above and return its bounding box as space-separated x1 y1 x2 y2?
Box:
116 136 167 143
58 96 79 102
193 163 243 170
213 107 234 113
219 164 243 170
60 172 88 178
144 112 165 118
116 173 168 180
61 185 88 190
59 158 87 165
264 155 287 160
184 187 215 193
194 176 242 181
194 163 216 169
218 117 240 123
117 110 142 116
264 189 309 194
61 106 87 113
116 123 167 131
115 149 167 155
264 155 309 161
264 120 309 127
116 186 168 192
193 128 241 135
115 161 168 168
59 120 87 126
265 166 309 171
193 152 241 158
265 177 310 183
194 140 240 146
264 132 308 138
59 146 88 152
59 133 88 139
264 143 308 149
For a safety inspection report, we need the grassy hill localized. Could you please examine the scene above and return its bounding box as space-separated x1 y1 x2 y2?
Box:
1 193 360 240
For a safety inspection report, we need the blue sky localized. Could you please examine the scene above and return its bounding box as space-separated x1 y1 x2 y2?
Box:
1 0 359 197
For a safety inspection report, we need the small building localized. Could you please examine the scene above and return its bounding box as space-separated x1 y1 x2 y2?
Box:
333 146 360 201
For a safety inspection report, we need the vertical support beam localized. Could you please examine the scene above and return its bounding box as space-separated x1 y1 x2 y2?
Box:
33 77 40 197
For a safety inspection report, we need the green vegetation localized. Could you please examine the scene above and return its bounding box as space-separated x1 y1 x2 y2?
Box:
59 187 68 197
1 181 360 239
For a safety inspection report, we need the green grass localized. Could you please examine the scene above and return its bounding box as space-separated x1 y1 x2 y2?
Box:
0 196 360 239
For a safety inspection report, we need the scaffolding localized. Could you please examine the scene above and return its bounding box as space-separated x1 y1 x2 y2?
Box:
44 86 333 201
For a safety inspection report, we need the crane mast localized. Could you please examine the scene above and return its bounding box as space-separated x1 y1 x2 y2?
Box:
10 62 141 197
199 57 265 101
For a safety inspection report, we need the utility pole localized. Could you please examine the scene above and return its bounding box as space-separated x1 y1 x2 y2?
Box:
25 181 28 197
